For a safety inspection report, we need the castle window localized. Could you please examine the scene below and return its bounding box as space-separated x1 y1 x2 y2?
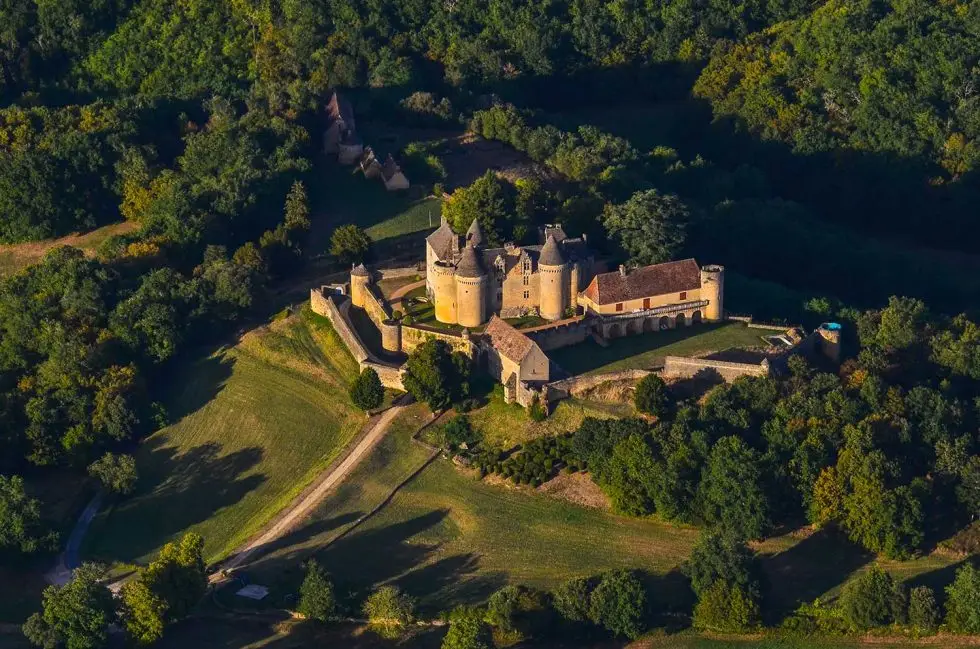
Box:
615 303 623 312
523 291 529 299
679 291 687 301
523 276 528 286
643 298 650 309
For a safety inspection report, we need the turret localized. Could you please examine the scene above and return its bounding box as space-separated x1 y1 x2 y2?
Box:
350 263 372 308
817 322 842 364
455 244 488 328
538 235 568 321
432 262 458 324
466 218 485 249
700 264 725 321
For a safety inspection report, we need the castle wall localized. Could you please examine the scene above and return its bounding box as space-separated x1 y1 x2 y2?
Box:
662 355 769 381
524 316 591 351
547 369 654 401
361 284 392 328
401 324 476 358
499 267 541 317
310 289 370 364
362 361 405 391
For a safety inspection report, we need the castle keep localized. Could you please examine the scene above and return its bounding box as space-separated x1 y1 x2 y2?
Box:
426 219 594 327
425 219 724 329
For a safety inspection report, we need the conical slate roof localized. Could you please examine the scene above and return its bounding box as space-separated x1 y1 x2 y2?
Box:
351 263 371 277
426 217 457 261
466 218 484 248
538 234 566 266
456 244 485 278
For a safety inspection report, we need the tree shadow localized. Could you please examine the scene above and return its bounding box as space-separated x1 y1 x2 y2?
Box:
758 526 873 624
85 439 266 563
905 557 971 607
153 348 236 429
242 511 365 565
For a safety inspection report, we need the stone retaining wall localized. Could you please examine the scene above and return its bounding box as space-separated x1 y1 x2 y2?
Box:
662 355 770 381
546 369 654 400
401 324 476 357
524 316 592 351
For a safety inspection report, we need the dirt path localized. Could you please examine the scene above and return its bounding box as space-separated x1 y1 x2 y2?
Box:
388 279 425 311
210 396 413 581
45 491 105 586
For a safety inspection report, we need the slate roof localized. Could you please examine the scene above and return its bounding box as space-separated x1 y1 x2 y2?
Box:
326 92 355 128
351 263 371 277
381 155 403 181
484 316 539 364
456 244 485 278
466 219 484 248
426 218 458 261
582 259 701 306
538 234 566 266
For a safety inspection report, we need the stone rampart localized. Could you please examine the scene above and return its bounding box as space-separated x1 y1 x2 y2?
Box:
546 369 653 400
377 265 423 280
363 284 392 329
524 316 592 351
401 324 476 357
662 356 770 381
363 361 405 391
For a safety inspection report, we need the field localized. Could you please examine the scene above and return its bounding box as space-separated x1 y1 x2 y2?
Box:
82 307 366 566
236 403 701 615
549 322 769 375
0 220 137 277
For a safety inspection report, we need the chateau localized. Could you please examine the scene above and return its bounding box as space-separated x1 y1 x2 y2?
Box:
425 218 725 329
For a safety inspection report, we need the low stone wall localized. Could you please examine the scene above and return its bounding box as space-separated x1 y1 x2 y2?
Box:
377 265 424 280
401 324 476 357
662 356 770 381
547 369 653 400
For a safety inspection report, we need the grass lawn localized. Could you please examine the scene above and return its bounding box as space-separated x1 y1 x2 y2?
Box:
549 322 768 375
82 306 366 566
467 387 634 448
307 158 442 260
0 221 137 277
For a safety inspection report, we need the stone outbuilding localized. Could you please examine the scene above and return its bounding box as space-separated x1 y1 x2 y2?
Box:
381 154 410 191
324 92 363 165
481 316 550 407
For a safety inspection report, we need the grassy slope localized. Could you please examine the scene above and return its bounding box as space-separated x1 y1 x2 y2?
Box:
468 387 634 448
241 404 700 614
549 322 768 375
83 307 365 565
0 221 137 277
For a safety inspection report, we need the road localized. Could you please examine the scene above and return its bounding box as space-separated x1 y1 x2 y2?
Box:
210 396 412 580
388 279 425 312
45 491 104 586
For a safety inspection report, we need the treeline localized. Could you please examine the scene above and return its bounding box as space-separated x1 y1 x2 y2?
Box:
0 99 314 559
468 104 980 315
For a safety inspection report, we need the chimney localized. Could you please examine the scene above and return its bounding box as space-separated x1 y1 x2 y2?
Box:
619 264 627 277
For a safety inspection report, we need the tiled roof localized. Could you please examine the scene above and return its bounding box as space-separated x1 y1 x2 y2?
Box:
484 316 539 364
381 155 402 181
582 259 701 306
351 263 371 277
326 92 355 128
466 219 484 248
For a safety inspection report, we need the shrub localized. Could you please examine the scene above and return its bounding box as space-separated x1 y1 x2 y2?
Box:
551 577 592 623
88 453 138 495
297 560 336 623
363 586 415 639
693 582 760 632
839 565 902 630
946 563 980 633
528 395 547 421
634 374 673 418
587 570 646 639
684 531 761 599
442 606 492 649
907 585 938 633
349 368 384 411
438 415 481 452
484 585 548 645
329 224 371 263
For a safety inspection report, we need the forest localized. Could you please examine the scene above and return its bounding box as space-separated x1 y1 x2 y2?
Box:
0 0 978 646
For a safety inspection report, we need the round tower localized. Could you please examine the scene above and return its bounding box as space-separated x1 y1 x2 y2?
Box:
350 264 372 308
700 265 725 322
380 319 402 354
455 244 488 328
432 262 458 324
817 322 842 364
538 235 568 321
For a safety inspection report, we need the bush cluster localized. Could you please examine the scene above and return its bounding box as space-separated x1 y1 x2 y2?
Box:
471 435 581 487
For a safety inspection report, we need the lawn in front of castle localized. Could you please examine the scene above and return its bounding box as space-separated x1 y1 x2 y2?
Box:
549 321 768 375
81 306 367 567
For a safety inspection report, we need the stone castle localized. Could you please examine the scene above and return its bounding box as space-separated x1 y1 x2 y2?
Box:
425 217 725 329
